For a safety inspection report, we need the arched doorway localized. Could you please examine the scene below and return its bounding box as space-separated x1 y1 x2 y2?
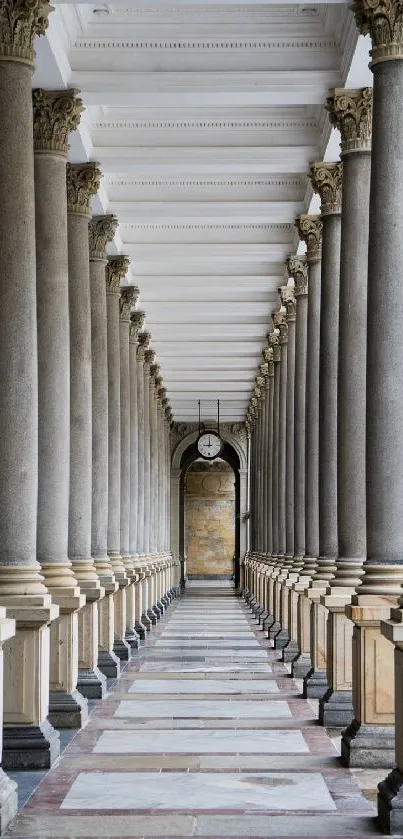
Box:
178 440 241 589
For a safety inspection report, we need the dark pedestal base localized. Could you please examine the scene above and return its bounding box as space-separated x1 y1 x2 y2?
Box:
141 613 152 630
263 614 275 632
303 668 329 699
258 610 268 625
48 688 88 729
152 605 162 620
135 620 147 639
113 637 131 661
146 609 158 626
319 689 354 728
292 653 312 679
77 666 107 699
274 629 289 650
125 628 140 649
378 767 403 834
98 649 121 679
268 620 281 640
282 638 299 664
341 719 395 768
3 719 60 770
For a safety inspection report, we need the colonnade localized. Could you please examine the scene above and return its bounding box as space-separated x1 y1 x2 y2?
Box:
245 2 403 831
0 1 179 827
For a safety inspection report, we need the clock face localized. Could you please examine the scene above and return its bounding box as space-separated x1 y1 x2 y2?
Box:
197 432 222 460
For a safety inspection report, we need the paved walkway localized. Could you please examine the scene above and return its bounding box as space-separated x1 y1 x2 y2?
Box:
7 584 382 838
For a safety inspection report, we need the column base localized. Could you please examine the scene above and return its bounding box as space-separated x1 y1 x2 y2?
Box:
48 688 89 729
77 667 107 699
147 609 158 626
0 769 17 834
263 614 275 632
378 767 403 834
152 605 162 620
258 609 269 624
98 649 121 679
274 629 290 650
292 653 312 678
157 600 165 613
2 719 60 769
113 637 132 661
282 638 299 663
318 689 354 728
341 719 395 768
141 613 152 630
303 668 329 699
125 628 140 649
268 621 281 639
135 620 147 639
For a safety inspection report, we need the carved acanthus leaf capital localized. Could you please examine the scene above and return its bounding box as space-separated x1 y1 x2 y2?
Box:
327 87 373 154
129 310 145 344
32 89 83 155
144 348 156 376
280 285 297 322
106 255 129 295
89 215 118 261
295 214 323 262
269 329 281 363
66 162 102 217
137 330 151 361
352 0 403 63
272 309 288 344
150 362 160 386
310 161 343 216
0 0 53 64
286 255 308 296
120 285 139 321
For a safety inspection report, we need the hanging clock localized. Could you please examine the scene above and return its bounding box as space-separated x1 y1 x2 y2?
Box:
197 430 223 461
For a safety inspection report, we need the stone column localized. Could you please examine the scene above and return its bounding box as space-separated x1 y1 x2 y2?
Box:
138 332 153 629
88 215 120 686
292 216 322 681
264 347 274 560
0 0 61 770
320 89 372 728
33 88 88 728
341 0 403 789
120 286 140 648
286 257 308 662
105 257 131 661
129 311 146 638
267 331 281 635
271 309 288 645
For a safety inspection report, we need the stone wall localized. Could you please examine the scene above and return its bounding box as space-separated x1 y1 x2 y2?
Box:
185 461 235 578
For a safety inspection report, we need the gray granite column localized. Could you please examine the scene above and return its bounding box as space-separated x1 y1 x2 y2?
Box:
321 89 371 728
129 311 146 638
260 358 269 559
67 164 104 599
255 376 265 558
0 0 57 783
88 215 119 685
310 162 342 585
288 257 308 561
270 331 281 559
33 89 88 727
120 286 139 647
292 216 322 680
265 347 274 559
343 2 403 796
105 256 131 660
138 332 153 629
271 307 289 645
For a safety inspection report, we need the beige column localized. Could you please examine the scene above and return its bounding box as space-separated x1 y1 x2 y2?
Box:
129 311 145 639
138 332 153 629
0 611 17 831
266 331 281 632
105 257 131 661
0 0 61 770
271 308 288 644
88 215 120 685
33 89 88 728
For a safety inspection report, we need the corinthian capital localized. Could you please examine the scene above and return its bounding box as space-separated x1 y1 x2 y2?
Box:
286 255 308 296
269 329 281 363
272 309 288 344
137 330 151 361
295 215 323 262
352 0 403 63
66 162 102 217
0 0 53 64
129 310 145 344
310 161 343 216
32 89 83 155
280 285 297 322
120 285 139 321
327 88 373 154
88 215 118 261
106 255 129 295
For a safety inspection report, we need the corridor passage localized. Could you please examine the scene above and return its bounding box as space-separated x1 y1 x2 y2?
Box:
7 584 380 838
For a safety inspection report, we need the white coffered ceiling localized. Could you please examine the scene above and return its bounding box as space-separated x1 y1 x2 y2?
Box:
33 1 371 421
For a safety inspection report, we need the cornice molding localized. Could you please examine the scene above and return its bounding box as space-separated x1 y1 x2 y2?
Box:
96 118 317 131
75 37 337 52
107 176 305 189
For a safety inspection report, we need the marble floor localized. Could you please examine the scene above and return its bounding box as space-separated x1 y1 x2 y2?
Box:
6 582 384 838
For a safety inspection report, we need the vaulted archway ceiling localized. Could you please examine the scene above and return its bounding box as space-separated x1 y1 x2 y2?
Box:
34 1 371 422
